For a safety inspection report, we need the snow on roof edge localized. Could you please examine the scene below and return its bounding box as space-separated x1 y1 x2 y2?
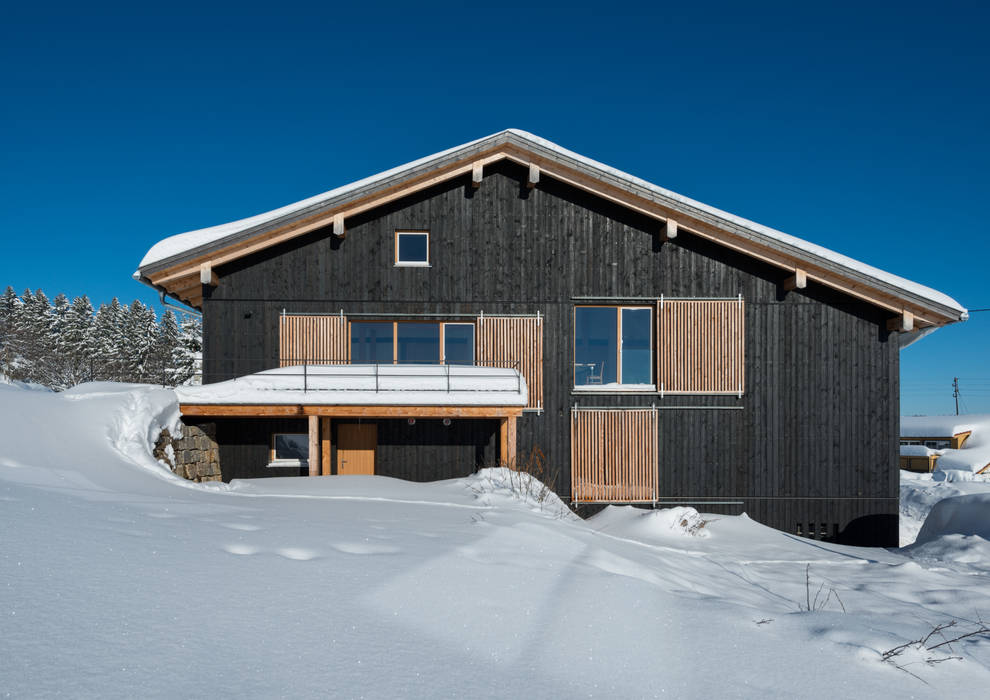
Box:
137 128 966 318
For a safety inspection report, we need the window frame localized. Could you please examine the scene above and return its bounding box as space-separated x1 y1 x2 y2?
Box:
572 305 655 391
348 320 474 365
394 229 431 267
269 432 309 467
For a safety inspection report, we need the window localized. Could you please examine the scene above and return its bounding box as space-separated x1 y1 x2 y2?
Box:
396 323 440 364
271 433 308 466
395 230 429 266
443 323 475 365
349 321 474 364
350 322 394 363
574 306 653 388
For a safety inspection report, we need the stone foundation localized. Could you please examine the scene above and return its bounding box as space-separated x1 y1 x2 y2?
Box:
154 423 222 482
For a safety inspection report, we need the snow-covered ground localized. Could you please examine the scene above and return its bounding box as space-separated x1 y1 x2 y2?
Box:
901 414 990 474
3 384 990 698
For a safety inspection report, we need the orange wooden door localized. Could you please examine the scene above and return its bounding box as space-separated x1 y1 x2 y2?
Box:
337 424 376 475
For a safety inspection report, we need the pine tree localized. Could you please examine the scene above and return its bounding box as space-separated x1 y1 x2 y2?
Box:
56 295 96 388
0 286 20 377
123 300 158 382
93 298 125 381
176 314 203 385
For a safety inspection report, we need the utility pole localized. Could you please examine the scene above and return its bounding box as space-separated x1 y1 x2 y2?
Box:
953 377 960 416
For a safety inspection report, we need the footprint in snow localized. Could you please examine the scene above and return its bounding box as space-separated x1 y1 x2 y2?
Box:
224 543 259 556
278 548 318 561
331 542 400 555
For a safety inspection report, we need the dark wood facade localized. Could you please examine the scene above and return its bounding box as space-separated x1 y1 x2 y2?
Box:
197 160 899 546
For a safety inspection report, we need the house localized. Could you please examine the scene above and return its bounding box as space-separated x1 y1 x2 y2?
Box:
900 415 989 475
135 129 967 546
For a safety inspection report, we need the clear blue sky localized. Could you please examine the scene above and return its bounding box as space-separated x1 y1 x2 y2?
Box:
1 1 987 414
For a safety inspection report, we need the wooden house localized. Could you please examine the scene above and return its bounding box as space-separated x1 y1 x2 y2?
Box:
135 129 968 546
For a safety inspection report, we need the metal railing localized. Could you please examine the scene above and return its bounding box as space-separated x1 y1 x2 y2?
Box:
204 357 523 395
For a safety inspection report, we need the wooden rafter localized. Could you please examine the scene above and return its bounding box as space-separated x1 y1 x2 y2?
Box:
784 269 807 291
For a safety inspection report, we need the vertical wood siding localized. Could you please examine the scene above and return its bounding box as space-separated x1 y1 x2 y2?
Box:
476 316 543 411
658 299 745 394
202 161 900 545
571 408 658 502
278 314 349 365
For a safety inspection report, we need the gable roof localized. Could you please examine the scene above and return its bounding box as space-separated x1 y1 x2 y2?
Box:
135 129 967 328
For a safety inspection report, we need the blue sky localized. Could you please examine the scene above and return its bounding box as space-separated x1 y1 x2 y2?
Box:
1 1 987 414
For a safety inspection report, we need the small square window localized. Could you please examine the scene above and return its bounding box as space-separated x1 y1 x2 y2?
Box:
271 433 309 466
395 230 430 266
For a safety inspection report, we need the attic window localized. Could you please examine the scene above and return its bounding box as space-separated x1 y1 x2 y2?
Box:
395 230 430 266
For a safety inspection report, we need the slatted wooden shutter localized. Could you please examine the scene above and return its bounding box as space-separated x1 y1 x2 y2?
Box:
475 315 543 411
658 298 745 395
571 408 658 502
279 314 349 366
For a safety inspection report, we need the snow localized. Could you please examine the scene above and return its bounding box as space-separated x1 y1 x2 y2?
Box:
901 414 990 474
4 383 990 697
900 444 937 457
915 493 990 545
175 364 528 406
136 130 966 318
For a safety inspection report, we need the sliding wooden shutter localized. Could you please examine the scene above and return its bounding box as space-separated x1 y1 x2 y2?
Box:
475 315 543 411
658 298 745 395
571 408 658 503
279 314 349 366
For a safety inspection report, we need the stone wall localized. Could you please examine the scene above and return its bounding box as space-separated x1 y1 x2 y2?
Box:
154 422 222 483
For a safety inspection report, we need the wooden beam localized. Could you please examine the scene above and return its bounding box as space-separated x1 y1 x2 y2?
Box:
499 418 509 465
527 163 540 188
332 213 345 238
506 414 517 467
308 415 320 477
199 263 217 286
661 218 678 242
321 417 331 476
887 310 914 332
179 403 524 418
783 269 807 291
472 162 484 188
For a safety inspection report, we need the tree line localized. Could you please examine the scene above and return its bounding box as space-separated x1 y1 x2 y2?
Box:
0 286 202 390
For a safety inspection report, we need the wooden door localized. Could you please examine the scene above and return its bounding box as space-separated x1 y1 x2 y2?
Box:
337 424 376 475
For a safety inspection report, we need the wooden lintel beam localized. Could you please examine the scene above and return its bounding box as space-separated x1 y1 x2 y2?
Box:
887 310 914 332
173 280 205 299
179 404 524 418
527 163 540 188
783 269 807 291
332 213 345 238
471 162 484 188
661 218 678 242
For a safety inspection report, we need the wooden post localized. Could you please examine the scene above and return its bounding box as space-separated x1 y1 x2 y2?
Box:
506 414 517 468
321 417 331 476
308 415 320 476
499 417 508 466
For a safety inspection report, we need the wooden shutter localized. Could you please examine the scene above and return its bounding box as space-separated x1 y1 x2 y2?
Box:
571 408 658 503
279 314 349 366
658 298 745 395
475 315 543 411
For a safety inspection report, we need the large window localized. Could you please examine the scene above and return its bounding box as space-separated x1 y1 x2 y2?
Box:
349 321 474 364
574 306 653 388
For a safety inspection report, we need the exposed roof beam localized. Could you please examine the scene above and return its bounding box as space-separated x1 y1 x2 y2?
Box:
661 218 678 242
472 162 484 188
199 263 217 286
527 163 540 189
887 311 915 332
783 269 807 291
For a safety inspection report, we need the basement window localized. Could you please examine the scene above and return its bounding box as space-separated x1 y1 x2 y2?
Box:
395 230 430 266
270 433 309 467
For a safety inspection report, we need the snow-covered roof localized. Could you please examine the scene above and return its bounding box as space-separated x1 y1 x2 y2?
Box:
901 414 990 474
175 365 528 407
136 129 966 323
901 415 984 437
